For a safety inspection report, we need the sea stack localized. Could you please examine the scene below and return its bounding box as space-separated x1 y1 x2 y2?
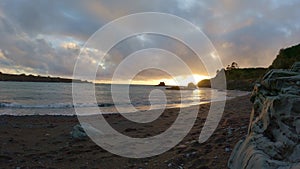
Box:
187 82 197 89
156 82 166 86
228 63 300 169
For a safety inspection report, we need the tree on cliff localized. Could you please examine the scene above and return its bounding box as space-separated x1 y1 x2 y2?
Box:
226 62 239 70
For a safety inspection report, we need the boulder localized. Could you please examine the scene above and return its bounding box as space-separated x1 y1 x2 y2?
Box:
71 124 87 139
228 64 300 169
71 122 104 140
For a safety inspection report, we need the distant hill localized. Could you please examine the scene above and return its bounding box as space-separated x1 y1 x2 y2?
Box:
223 68 268 91
0 72 89 83
198 43 300 91
197 68 267 91
224 68 267 81
270 44 300 69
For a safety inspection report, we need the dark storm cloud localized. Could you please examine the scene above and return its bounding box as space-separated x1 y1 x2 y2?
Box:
96 34 207 81
0 12 79 75
206 0 300 67
0 0 299 80
0 0 101 40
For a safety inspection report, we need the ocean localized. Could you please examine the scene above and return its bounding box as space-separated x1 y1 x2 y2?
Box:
0 82 249 116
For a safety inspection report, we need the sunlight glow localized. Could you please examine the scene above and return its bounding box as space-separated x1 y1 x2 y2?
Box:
169 74 210 86
95 74 210 86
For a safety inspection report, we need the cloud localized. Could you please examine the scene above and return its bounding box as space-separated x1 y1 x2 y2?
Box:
61 42 80 50
176 0 207 11
0 0 299 82
0 49 13 65
0 13 80 76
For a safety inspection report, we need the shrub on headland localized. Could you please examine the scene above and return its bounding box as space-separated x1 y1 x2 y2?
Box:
270 43 300 69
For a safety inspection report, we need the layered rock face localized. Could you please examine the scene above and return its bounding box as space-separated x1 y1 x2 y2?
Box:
228 64 300 169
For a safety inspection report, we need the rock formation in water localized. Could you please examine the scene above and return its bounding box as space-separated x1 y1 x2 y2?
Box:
156 82 166 86
187 82 197 89
228 63 300 169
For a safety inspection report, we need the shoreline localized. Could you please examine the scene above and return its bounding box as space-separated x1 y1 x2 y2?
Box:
0 89 249 117
0 94 252 169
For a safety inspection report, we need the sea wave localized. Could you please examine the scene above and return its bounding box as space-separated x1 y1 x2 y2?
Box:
0 102 115 109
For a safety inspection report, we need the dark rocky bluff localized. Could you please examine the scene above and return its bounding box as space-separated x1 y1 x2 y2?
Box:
198 43 300 91
228 62 300 169
0 72 89 83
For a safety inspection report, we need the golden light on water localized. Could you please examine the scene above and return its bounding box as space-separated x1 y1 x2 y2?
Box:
164 74 210 86
96 74 210 86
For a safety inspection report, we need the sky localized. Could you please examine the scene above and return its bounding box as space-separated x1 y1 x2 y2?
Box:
0 0 299 85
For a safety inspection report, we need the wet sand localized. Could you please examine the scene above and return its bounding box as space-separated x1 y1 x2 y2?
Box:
0 95 252 169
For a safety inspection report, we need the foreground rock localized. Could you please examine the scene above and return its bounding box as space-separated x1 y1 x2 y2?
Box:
71 124 88 139
71 122 104 140
228 64 300 169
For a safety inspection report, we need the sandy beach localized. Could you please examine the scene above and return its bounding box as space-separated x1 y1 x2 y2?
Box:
0 95 252 169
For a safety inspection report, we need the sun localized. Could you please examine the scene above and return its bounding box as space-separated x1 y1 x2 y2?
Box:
192 74 210 83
